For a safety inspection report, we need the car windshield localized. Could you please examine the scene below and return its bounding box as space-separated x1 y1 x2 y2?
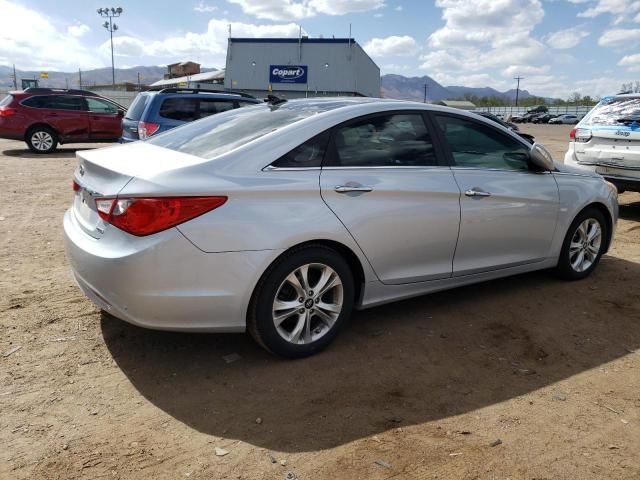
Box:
0 94 12 107
585 97 640 126
148 99 359 159
125 93 150 121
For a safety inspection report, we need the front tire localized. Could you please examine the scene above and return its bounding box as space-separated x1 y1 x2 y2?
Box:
26 126 58 154
248 245 354 358
555 207 608 280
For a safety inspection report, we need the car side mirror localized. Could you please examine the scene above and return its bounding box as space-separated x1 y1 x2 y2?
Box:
529 143 555 171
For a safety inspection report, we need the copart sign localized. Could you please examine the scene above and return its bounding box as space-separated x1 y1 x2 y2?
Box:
270 65 308 84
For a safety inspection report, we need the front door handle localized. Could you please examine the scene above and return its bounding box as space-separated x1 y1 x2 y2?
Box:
335 185 373 193
465 188 491 197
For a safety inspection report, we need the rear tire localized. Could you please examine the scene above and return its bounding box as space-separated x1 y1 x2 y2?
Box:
26 126 58 154
555 207 608 280
248 245 354 358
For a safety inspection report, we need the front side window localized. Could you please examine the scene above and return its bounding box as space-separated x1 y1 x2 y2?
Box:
199 99 234 119
86 97 118 114
328 113 437 167
271 131 330 168
159 97 198 121
435 115 529 171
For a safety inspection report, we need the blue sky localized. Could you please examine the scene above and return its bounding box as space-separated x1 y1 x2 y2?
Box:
1 0 639 98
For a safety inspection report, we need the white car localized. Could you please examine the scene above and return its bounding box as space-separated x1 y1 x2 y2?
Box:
550 114 579 124
564 94 640 192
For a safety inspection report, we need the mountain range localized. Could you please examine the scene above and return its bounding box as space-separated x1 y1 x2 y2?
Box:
1 65 544 102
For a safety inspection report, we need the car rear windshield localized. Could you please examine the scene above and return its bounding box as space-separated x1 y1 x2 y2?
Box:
0 95 12 107
125 94 150 121
148 100 355 159
585 97 640 126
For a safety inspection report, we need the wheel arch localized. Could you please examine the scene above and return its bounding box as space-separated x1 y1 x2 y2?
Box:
248 239 366 316
577 202 614 253
24 122 58 141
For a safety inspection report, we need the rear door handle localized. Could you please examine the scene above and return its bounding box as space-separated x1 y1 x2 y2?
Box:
335 185 373 193
465 188 491 197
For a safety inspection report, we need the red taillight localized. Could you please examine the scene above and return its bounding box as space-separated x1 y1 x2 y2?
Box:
569 127 576 140
95 196 227 236
138 121 160 140
0 107 17 118
73 180 81 192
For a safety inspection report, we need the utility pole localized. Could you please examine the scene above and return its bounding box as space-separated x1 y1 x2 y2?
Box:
423 82 428 103
78 68 82 90
514 76 524 107
97 7 123 89
12 64 17 89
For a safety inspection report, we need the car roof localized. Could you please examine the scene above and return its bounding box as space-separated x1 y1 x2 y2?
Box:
144 89 260 102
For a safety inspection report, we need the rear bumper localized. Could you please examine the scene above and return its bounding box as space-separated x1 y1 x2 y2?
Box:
0 125 24 141
565 144 640 192
63 208 281 332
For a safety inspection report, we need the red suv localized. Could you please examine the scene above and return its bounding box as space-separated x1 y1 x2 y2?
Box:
0 88 125 153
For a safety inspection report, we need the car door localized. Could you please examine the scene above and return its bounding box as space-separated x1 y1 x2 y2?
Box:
432 113 559 276
319 111 461 285
85 97 122 140
36 95 89 140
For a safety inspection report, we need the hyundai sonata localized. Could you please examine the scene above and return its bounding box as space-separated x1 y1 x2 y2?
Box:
64 98 618 357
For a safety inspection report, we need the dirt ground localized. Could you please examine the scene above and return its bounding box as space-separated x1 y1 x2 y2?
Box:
1 124 639 480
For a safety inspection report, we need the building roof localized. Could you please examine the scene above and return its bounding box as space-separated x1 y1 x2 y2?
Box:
435 100 476 109
229 37 357 44
150 69 225 87
168 61 200 67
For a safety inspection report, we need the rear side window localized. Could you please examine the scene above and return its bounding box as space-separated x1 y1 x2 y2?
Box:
585 97 640 126
435 115 529 171
0 95 12 107
199 99 234 119
22 95 84 110
125 94 150 121
271 131 330 168
86 97 118 113
327 113 437 167
159 97 198 121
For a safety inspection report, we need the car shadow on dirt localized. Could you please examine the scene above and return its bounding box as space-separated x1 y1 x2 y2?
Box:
2 144 115 159
101 255 640 453
619 196 640 222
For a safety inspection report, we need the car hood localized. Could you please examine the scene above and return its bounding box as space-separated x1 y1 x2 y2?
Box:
554 162 600 177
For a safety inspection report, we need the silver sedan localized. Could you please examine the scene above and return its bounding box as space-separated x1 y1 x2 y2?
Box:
64 98 618 357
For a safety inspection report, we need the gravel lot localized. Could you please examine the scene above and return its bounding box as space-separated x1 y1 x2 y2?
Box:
1 124 639 479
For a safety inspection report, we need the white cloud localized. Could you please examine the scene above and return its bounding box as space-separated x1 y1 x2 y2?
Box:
194 1 218 12
572 76 633 96
428 0 544 49
67 23 90 38
0 0 102 70
618 53 640 70
225 0 385 21
395 5 403 10
102 19 303 68
364 35 417 57
545 27 590 49
598 28 640 47
578 0 640 21
502 65 551 76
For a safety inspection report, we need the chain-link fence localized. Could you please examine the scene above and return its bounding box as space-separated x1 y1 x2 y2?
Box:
475 105 595 117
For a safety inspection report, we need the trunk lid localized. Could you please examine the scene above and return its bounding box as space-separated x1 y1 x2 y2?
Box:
72 142 209 238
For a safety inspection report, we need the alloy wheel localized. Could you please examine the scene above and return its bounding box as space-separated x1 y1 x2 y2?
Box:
569 218 602 273
272 263 344 345
31 131 54 151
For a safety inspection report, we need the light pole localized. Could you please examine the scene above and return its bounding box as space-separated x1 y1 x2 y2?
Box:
97 7 123 89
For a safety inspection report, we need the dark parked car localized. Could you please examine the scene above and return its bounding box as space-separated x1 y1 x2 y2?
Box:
531 113 558 124
0 88 125 153
526 105 548 114
120 88 262 142
475 111 535 144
